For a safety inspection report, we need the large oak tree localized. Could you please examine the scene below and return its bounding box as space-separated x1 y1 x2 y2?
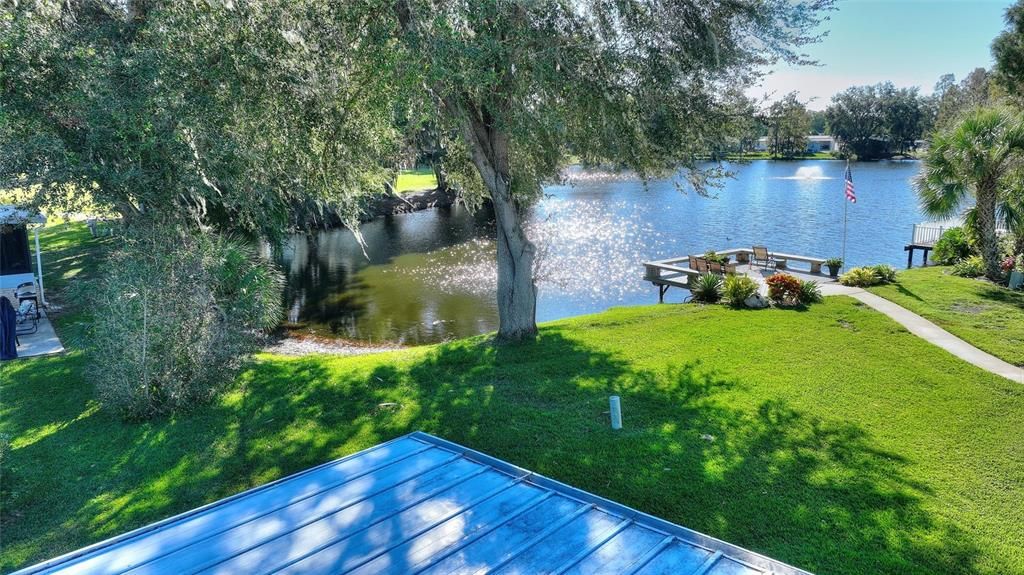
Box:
384 0 831 340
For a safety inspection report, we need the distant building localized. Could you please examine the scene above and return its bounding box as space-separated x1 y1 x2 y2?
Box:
754 135 839 154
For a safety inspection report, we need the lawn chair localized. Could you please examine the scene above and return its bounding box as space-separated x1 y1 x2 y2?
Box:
751 246 777 270
15 300 38 336
15 281 40 320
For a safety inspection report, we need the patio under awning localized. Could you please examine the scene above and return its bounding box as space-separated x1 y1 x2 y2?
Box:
13 432 812 575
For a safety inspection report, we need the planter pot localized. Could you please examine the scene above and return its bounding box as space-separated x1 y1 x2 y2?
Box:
827 265 840 277
1010 270 1024 290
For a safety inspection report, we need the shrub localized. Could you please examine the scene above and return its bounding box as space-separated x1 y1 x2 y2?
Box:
691 273 723 303
798 280 823 304
80 226 283 419
723 275 759 307
871 264 897 284
765 273 802 305
931 227 975 265
1000 254 1023 274
952 255 985 277
702 251 730 265
839 267 880 287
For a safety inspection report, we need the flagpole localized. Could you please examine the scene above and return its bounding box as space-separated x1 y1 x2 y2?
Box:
842 189 848 266
842 160 849 267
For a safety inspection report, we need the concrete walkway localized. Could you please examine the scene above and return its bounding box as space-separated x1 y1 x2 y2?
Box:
827 286 1023 383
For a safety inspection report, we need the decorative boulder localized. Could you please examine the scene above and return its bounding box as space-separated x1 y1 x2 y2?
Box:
744 293 769 309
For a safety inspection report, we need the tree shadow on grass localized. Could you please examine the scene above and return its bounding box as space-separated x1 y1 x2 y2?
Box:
1 329 983 574
972 281 1024 311
894 282 927 303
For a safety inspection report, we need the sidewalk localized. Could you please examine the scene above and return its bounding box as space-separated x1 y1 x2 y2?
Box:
824 286 1023 383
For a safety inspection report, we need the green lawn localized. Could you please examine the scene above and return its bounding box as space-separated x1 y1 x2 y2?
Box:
868 266 1024 367
395 167 438 193
2 227 1023 575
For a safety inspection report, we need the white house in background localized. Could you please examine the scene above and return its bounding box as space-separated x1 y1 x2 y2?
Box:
753 135 839 153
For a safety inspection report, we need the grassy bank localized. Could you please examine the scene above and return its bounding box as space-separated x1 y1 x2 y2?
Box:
868 266 1024 366
395 167 438 193
2 227 1023 575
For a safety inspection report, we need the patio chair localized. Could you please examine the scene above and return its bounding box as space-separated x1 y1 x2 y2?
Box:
694 258 709 273
15 281 39 320
708 261 725 275
751 246 777 270
15 300 38 336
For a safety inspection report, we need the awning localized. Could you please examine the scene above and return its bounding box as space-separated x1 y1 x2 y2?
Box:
0 205 46 226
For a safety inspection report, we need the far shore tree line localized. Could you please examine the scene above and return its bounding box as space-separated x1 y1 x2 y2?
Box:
735 54 1024 161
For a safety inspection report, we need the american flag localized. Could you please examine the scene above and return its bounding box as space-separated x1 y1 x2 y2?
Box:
844 163 856 203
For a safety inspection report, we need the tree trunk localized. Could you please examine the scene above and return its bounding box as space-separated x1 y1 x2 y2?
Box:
975 184 1002 280
431 159 449 192
459 116 538 342
490 178 538 341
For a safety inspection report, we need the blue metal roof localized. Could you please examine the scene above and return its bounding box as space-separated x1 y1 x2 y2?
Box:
15 432 812 575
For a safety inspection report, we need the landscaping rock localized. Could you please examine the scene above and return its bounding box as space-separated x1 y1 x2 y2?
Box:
744 293 769 309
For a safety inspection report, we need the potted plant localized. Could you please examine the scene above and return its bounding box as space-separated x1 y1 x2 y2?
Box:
1003 254 1024 290
824 257 843 277
703 251 730 265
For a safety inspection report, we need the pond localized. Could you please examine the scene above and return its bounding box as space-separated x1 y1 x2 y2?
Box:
279 160 925 344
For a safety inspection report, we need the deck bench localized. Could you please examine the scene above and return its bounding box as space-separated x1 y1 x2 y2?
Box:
713 248 825 274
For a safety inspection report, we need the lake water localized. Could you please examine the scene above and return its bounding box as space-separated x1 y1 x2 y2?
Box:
279 160 925 344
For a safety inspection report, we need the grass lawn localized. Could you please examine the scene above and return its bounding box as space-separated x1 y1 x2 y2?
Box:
395 167 438 193
868 266 1024 367
2 226 1023 575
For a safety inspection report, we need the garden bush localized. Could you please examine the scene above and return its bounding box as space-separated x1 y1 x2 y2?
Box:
931 227 975 265
839 267 881 287
798 280 823 304
691 273 723 303
80 226 283 419
952 255 986 278
766 273 802 305
871 264 898 284
723 275 759 307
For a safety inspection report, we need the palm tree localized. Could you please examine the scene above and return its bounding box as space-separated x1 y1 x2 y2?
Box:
915 106 1024 279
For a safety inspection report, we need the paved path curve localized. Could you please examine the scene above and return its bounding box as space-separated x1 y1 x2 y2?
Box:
821 284 1024 383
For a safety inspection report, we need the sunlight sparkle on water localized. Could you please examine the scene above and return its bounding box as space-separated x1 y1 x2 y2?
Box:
772 166 833 180
391 198 665 302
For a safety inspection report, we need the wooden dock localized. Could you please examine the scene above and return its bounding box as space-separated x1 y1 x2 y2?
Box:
644 248 832 301
903 223 945 268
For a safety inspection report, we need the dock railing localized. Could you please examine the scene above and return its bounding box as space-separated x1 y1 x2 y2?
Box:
911 224 947 247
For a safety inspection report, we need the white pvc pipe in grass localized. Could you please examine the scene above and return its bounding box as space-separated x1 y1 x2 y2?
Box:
609 396 622 430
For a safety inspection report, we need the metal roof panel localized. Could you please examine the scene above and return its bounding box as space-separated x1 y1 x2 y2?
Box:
14 432 812 575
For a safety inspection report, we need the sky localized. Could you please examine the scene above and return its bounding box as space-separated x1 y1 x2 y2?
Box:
750 0 1015 109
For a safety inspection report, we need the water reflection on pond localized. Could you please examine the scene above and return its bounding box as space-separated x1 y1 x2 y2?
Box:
279 160 925 344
